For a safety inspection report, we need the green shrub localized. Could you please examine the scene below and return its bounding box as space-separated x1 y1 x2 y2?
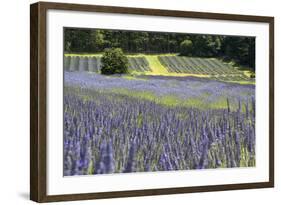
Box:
101 48 128 75
179 39 193 56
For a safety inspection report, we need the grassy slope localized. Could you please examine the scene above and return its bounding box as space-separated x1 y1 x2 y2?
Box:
145 56 168 74
126 54 214 78
146 56 213 78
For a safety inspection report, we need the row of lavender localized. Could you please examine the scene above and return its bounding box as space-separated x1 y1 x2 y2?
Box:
64 56 151 73
63 87 255 176
158 56 235 74
158 56 253 82
64 56 101 72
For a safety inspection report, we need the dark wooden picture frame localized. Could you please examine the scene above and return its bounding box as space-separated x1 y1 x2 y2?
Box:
30 1 274 202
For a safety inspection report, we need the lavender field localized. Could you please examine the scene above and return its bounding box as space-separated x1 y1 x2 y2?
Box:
63 72 255 176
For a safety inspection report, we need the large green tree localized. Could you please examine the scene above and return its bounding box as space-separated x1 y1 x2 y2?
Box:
100 48 128 75
221 36 255 70
179 39 193 56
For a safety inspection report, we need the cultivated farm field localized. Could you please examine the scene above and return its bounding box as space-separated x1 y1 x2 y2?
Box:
63 28 256 176
63 70 255 175
64 54 254 84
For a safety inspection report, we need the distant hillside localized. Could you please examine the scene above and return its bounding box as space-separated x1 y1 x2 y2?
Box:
64 54 255 84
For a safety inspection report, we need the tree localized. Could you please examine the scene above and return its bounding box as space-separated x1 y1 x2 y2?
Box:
188 35 222 57
179 39 193 56
90 30 104 52
221 36 255 71
64 28 255 71
101 48 128 75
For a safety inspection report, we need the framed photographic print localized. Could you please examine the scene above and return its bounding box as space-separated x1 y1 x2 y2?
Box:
30 1 274 202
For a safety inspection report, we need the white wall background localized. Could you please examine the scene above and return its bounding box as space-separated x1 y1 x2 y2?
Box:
0 0 279 204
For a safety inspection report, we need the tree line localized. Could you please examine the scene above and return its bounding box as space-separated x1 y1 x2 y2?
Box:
64 28 255 70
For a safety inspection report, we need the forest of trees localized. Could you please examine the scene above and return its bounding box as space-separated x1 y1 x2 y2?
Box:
64 28 255 70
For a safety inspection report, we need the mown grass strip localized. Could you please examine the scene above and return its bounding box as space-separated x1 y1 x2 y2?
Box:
145 56 168 74
107 88 232 110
